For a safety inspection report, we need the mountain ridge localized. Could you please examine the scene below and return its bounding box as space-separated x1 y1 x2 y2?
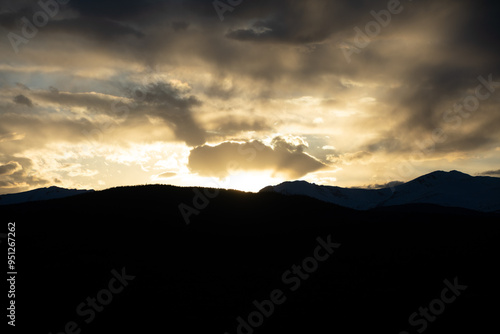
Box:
1 173 498 333
0 186 94 206
260 170 500 212
1 170 499 212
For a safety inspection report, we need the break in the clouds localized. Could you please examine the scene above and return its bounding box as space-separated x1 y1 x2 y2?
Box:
1 0 500 193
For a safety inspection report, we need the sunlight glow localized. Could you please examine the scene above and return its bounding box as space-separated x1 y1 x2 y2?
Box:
217 171 285 193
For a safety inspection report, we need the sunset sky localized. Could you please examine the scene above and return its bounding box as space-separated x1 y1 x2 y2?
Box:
1 0 500 194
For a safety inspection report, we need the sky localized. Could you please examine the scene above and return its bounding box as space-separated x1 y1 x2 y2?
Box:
1 0 500 194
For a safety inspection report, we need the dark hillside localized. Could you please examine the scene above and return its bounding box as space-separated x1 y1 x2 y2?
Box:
1 185 498 333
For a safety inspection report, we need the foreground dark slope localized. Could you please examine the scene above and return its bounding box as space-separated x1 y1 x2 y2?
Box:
2 185 499 333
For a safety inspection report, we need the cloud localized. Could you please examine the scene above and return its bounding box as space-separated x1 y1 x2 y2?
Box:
224 0 369 44
207 117 272 136
479 169 500 177
13 94 33 107
327 151 373 165
59 163 98 177
158 172 177 179
0 132 25 143
48 17 145 42
137 82 207 146
0 161 21 176
68 0 157 19
2 82 207 147
33 90 119 111
188 137 326 179
356 181 405 190
203 81 238 100
0 157 50 193
172 21 189 32
0 111 101 154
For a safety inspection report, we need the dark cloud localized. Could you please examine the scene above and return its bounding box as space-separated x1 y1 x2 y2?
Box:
225 0 377 44
48 17 145 41
358 0 500 157
33 90 113 111
479 169 500 177
0 11 17 30
0 6 34 30
13 94 32 107
0 157 49 194
204 82 237 100
67 0 161 20
172 21 189 32
0 132 23 143
0 161 21 176
137 82 206 146
22 83 207 147
356 181 405 190
16 83 30 90
0 111 105 153
188 137 326 179
362 136 403 154
447 0 500 62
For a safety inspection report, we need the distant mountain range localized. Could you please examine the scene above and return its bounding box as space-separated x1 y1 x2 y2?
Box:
260 170 500 212
0 186 93 206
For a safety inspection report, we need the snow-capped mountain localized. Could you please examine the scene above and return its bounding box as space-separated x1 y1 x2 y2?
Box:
260 170 500 212
0 186 93 206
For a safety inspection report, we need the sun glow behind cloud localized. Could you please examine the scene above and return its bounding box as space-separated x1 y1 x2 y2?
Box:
171 171 285 193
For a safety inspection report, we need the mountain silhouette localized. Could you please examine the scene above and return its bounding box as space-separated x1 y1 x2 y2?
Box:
261 170 500 212
0 186 93 206
1 172 499 333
